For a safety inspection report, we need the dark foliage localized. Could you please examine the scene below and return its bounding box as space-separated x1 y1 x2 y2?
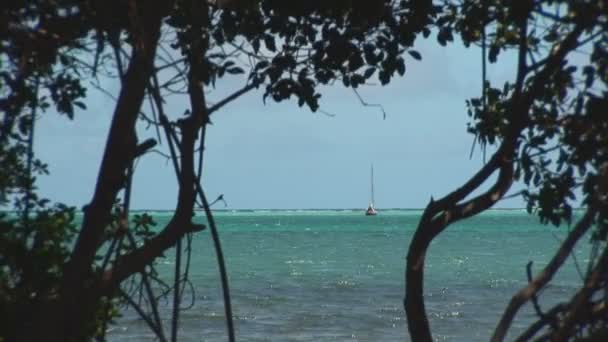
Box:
0 1 435 341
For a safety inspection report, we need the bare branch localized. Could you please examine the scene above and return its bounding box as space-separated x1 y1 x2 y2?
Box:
353 88 386 120
318 108 337 117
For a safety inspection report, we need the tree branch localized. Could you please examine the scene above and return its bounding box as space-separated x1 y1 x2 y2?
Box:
552 245 608 341
403 7 590 342
194 182 235 342
404 140 515 342
207 83 257 115
66 10 162 278
491 206 597 342
54 5 163 337
514 303 568 341
353 88 387 119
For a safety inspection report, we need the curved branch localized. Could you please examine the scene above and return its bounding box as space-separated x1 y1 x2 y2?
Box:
490 206 596 342
403 16 590 342
353 88 387 119
428 144 505 219
404 142 515 342
195 183 235 342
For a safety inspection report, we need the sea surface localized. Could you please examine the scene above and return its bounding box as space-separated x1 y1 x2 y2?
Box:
107 209 591 341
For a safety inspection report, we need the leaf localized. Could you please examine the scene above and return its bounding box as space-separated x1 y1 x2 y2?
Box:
342 76 350 87
533 172 541 186
348 53 364 71
379 70 390 85
396 57 406 76
437 27 453 46
298 68 309 81
212 29 225 45
255 60 270 71
363 44 376 64
543 30 559 43
583 66 595 88
351 74 365 88
364 67 376 79
408 50 422 61
226 67 245 74
59 54 70 66
264 34 276 52
74 101 86 110
489 44 500 63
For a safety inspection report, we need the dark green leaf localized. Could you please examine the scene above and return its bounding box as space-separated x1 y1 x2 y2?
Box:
408 50 422 61
264 34 276 52
227 67 245 74
396 57 406 76
364 67 376 79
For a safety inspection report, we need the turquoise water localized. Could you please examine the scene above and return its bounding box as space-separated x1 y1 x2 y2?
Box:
108 210 590 341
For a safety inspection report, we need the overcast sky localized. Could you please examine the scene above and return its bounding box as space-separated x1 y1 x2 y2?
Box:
35 36 525 210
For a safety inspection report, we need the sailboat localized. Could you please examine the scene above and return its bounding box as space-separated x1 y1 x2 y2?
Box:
365 164 378 216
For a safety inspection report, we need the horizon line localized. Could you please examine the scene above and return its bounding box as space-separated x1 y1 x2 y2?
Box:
0 207 532 212
125 207 531 211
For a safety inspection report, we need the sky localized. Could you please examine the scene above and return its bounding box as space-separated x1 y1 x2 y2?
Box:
34 35 525 210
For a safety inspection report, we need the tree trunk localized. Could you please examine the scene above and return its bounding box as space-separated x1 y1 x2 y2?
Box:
405 225 435 342
27 6 164 341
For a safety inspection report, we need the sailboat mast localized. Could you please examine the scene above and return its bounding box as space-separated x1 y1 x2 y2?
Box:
371 164 375 205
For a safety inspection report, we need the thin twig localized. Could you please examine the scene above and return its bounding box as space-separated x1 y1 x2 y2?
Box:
526 262 549 322
22 76 39 226
125 232 167 342
120 289 165 338
171 237 182 342
195 183 235 342
207 83 257 115
353 88 386 119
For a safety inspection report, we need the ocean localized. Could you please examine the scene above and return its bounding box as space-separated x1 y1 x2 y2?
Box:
107 209 590 341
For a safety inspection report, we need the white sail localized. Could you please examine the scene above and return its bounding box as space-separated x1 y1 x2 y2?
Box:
371 164 375 206
366 164 377 215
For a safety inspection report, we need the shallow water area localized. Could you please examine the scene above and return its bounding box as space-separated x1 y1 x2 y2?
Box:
107 209 589 341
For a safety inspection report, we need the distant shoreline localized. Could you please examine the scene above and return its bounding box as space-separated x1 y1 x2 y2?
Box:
104 207 532 212
0 207 533 213
0 208 585 213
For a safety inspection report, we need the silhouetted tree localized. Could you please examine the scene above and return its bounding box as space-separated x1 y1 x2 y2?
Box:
0 1 436 341
404 1 607 341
